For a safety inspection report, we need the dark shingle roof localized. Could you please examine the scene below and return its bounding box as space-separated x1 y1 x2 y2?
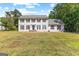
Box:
48 19 64 25
19 15 48 19
19 15 64 25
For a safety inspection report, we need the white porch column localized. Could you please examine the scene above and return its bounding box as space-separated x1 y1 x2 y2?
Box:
61 25 64 32
54 25 57 31
41 19 42 30
18 19 20 31
35 19 37 30
30 19 32 30
30 25 32 30
24 19 26 31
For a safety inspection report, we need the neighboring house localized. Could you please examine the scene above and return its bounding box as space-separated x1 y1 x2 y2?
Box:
0 22 5 30
18 15 64 32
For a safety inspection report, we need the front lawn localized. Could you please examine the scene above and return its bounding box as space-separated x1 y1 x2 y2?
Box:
0 31 79 56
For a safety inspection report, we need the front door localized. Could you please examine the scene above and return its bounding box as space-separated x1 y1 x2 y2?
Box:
32 25 35 30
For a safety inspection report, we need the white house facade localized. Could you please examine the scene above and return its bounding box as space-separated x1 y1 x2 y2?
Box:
18 15 64 32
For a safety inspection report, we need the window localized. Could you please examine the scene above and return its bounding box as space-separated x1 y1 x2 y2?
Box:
57 25 61 30
20 25 24 30
20 19 24 23
26 25 30 30
43 19 46 22
51 25 54 29
37 25 41 30
32 19 35 22
37 19 41 22
42 25 46 29
26 19 30 22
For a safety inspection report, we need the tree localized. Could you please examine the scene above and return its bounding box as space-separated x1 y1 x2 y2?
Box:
11 9 22 28
49 3 79 32
5 11 12 18
0 17 16 30
0 9 22 30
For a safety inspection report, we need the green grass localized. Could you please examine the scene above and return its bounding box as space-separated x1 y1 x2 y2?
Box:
0 31 79 56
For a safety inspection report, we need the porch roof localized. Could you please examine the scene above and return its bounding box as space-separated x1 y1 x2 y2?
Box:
48 19 64 25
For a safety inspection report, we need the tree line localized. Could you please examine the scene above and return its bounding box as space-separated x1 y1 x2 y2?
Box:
49 3 79 32
0 9 22 30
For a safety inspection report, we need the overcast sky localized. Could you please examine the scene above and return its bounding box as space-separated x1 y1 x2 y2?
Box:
0 3 56 17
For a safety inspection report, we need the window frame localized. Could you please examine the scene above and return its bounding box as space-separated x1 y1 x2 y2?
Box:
20 19 24 23
26 25 30 30
20 25 25 30
57 25 61 30
37 25 41 30
31 19 35 22
26 19 30 22
37 19 41 22
42 25 46 29
43 19 46 22
51 25 54 30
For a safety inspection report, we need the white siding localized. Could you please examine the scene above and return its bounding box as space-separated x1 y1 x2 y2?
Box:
48 25 64 32
48 25 59 32
18 19 64 32
19 19 49 32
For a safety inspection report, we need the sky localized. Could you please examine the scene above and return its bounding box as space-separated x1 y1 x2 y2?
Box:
0 3 56 17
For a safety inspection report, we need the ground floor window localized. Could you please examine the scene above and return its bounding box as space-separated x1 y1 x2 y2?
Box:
26 25 30 30
51 25 54 29
42 25 46 29
37 25 41 30
20 25 24 30
57 25 61 30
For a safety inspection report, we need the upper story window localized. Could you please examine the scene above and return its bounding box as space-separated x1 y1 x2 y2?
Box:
26 19 30 22
20 19 24 23
43 19 46 22
31 19 35 22
37 19 41 22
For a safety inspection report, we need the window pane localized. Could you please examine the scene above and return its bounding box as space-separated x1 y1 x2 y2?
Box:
26 19 30 22
20 19 24 23
37 25 41 30
20 25 24 30
42 25 46 29
43 19 46 22
51 25 54 29
37 19 41 22
26 25 30 30
57 25 61 30
32 19 35 22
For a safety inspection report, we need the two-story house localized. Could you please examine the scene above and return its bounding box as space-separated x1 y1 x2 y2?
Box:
18 15 64 32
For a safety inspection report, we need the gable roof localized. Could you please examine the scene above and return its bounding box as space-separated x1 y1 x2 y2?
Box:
19 15 48 19
48 19 64 25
